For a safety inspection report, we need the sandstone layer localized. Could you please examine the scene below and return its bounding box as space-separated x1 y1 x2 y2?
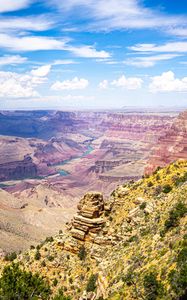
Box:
145 110 187 174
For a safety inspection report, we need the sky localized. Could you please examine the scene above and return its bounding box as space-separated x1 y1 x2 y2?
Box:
0 0 187 110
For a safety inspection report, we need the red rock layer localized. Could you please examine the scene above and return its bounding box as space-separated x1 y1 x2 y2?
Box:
145 111 187 174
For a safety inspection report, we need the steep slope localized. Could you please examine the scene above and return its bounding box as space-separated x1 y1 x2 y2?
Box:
0 184 78 253
145 110 187 174
1 160 187 299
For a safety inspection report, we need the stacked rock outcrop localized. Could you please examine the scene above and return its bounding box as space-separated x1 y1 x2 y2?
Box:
70 192 105 241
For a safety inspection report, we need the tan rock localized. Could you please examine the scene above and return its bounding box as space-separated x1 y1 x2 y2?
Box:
71 228 86 241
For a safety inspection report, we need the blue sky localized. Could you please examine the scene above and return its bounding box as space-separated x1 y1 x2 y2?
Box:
0 0 187 109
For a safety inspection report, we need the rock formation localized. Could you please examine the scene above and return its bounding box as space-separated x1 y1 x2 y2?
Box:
70 192 105 241
145 110 187 174
0 155 37 181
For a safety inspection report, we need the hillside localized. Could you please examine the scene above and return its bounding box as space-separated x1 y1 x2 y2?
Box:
1 160 187 299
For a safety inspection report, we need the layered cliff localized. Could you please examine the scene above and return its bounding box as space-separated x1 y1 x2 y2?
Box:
0 155 37 181
2 160 187 299
145 111 187 174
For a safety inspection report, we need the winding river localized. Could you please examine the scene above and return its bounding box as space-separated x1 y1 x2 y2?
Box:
57 144 94 176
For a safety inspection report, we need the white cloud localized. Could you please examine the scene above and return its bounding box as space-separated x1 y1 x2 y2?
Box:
0 33 68 51
31 65 51 77
53 59 77 65
0 72 39 98
129 42 187 53
0 64 51 98
51 77 89 91
111 75 143 90
149 71 187 93
51 0 187 32
69 45 110 58
0 0 31 13
0 33 110 58
0 16 54 32
0 55 27 66
124 54 182 68
99 80 108 89
168 27 187 37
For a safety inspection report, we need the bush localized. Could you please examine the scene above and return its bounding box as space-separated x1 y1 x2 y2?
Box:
122 269 134 286
165 202 187 231
4 252 17 262
78 246 86 261
34 250 41 260
86 274 98 292
162 184 172 194
128 235 138 243
53 278 58 287
45 236 54 243
52 288 71 300
174 172 187 186
41 260 46 267
47 255 54 262
0 263 51 299
143 271 165 300
147 181 153 187
169 243 187 298
140 202 147 210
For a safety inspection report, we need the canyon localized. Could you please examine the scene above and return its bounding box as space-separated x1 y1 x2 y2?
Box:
145 110 187 174
0 109 183 252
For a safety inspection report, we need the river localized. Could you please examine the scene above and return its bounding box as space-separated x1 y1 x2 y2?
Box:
57 144 94 176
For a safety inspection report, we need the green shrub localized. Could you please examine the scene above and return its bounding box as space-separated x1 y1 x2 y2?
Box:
78 246 86 261
143 271 165 300
4 252 17 262
45 236 54 243
174 172 187 186
122 269 134 286
169 245 187 297
165 202 187 231
128 235 138 243
0 263 51 299
162 184 172 194
47 255 54 262
140 202 147 210
52 288 71 300
34 250 41 260
41 260 46 267
147 181 153 187
86 274 98 292
53 278 58 287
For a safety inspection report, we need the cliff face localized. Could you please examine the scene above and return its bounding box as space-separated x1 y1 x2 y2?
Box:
99 113 174 142
0 155 37 181
145 111 187 174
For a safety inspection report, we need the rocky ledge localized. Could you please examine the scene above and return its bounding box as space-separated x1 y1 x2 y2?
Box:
70 192 106 241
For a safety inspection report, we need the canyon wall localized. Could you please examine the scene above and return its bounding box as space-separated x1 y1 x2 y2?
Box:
0 155 37 181
145 111 187 174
